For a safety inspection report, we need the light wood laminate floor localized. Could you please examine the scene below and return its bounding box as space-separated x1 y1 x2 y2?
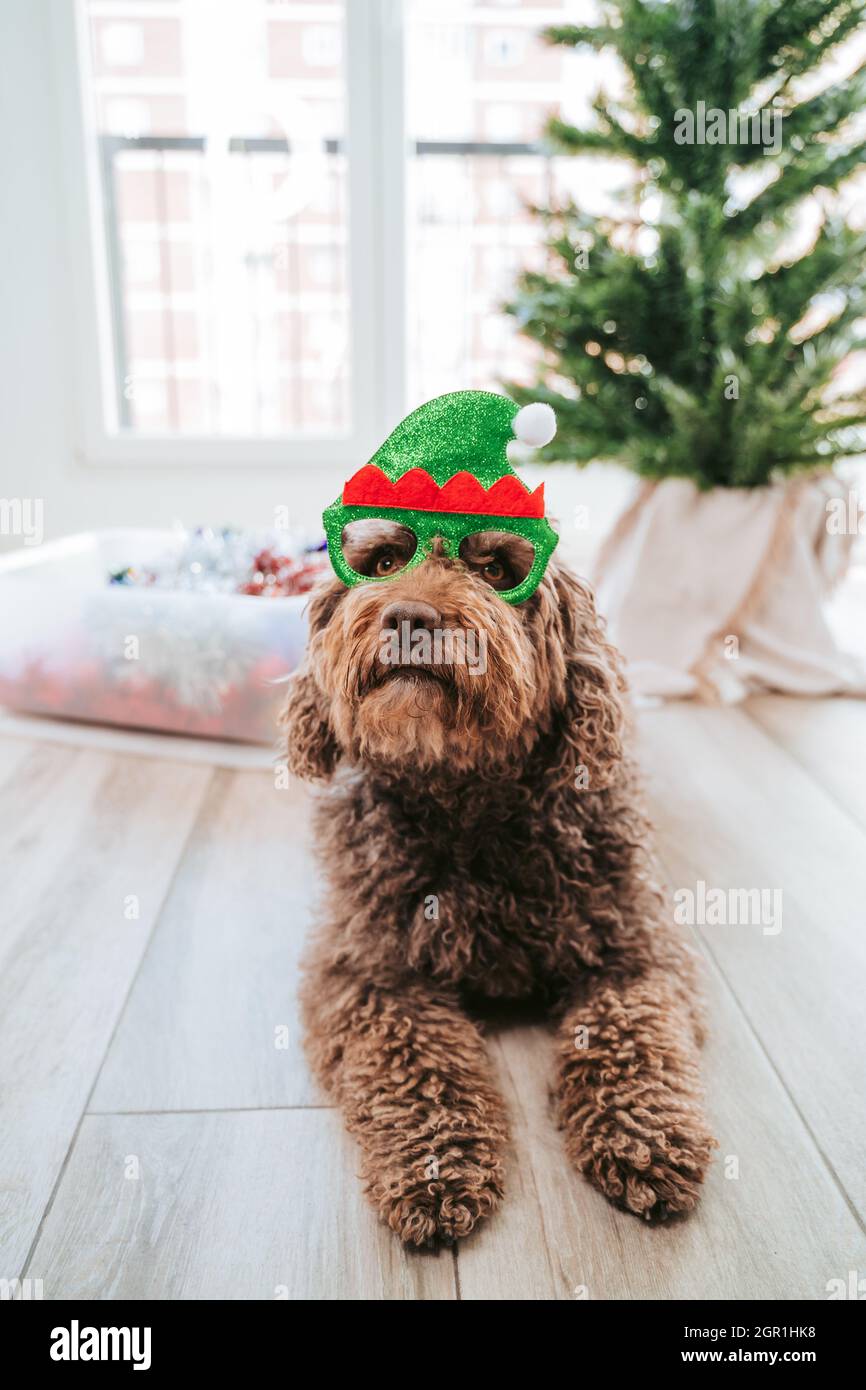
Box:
2 698 865 1300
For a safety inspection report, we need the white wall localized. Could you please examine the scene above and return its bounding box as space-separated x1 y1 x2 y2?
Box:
0 0 631 566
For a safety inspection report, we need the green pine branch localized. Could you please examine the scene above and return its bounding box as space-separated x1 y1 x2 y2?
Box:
503 0 866 487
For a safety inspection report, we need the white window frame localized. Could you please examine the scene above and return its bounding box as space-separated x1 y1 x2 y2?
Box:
49 0 407 468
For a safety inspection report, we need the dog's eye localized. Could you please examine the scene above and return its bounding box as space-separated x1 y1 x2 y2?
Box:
341 521 417 578
373 548 398 576
459 532 533 592
476 556 515 591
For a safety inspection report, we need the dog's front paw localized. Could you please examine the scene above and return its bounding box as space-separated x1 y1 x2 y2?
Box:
568 1110 716 1221
365 1140 504 1246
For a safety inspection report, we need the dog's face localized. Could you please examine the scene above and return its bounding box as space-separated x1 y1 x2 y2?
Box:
282 524 626 786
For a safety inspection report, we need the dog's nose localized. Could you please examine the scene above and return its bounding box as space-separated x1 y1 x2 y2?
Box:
379 600 441 634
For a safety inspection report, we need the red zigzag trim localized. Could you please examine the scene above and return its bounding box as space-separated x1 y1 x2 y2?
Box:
342 464 544 519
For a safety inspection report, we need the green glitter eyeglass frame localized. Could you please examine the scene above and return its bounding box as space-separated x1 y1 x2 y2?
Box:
322 502 560 606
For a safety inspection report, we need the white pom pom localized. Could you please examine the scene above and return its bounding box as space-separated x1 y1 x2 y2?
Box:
512 401 556 448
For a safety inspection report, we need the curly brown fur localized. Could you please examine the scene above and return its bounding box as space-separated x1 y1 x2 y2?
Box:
282 547 715 1244
301 969 506 1244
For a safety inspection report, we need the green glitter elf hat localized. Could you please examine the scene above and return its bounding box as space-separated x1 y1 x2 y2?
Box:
323 390 559 604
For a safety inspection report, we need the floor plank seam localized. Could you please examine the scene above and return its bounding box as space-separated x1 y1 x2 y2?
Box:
18 766 218 1281
699 929 866 1240
742 703 866 836
451 1246 462 1301
85 1104 336 1116
494 1036 564 1298
654 848 866 1241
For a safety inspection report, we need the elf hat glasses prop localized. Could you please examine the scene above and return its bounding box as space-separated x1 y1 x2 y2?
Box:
323 390 559 605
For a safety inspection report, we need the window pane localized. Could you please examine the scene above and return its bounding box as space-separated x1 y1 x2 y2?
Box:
81 0 351 437
405 0 629 405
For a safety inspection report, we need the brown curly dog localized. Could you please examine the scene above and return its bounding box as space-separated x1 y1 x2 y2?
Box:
281 529 715 1245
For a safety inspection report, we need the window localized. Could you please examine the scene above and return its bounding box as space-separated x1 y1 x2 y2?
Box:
74 0 353 445
59 0 622 463
404 0 629 405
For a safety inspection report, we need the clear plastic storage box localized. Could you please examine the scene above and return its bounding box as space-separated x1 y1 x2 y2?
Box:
0 530 314 744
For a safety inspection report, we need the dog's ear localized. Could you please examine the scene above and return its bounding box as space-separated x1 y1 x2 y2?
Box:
546 561 628 791
279 582 341 782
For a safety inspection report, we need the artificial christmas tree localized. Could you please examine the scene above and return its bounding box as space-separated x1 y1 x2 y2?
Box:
506 0 866 698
